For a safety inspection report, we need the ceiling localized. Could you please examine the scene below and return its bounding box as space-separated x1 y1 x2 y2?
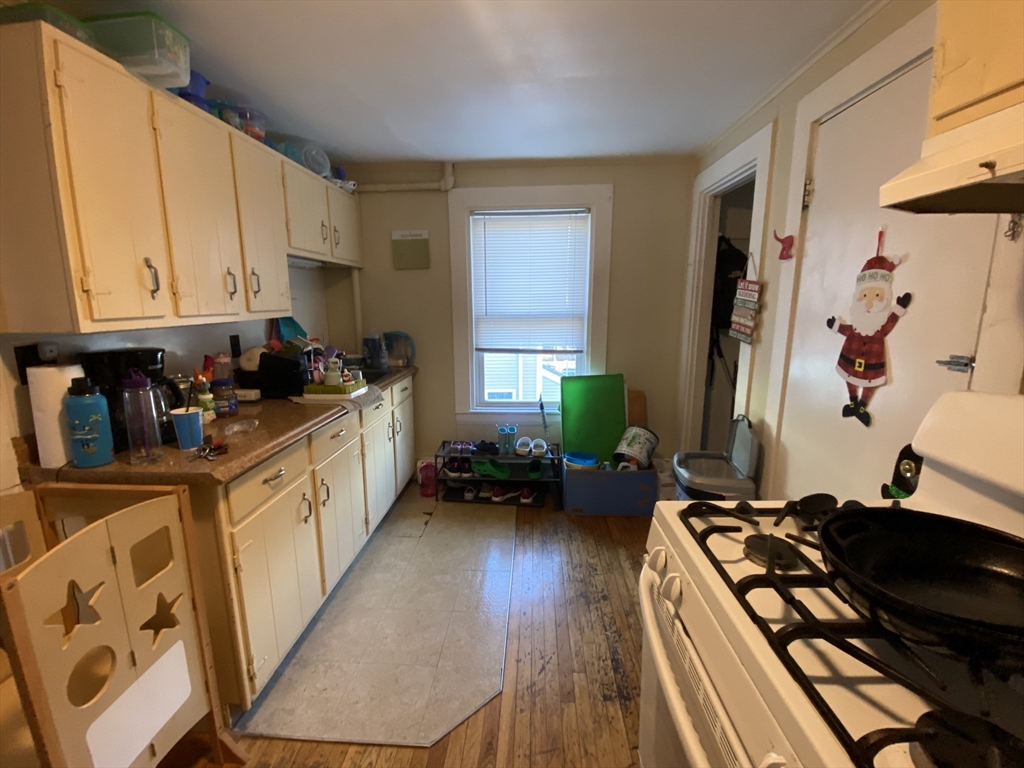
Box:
61 0 868 161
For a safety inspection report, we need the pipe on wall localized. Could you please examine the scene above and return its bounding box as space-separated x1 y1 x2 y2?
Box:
358 162 455 193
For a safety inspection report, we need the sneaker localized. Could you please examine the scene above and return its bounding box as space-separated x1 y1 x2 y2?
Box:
461 458 475 477
520 487 537 504
479 483 494 499
473 440 499 455
443 459 462 479
464 486 478 501
491 486 519 503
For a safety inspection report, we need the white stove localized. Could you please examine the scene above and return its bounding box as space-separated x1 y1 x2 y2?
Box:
639 392 1024 768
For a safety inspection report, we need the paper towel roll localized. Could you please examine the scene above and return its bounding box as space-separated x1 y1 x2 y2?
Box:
27 364 85 469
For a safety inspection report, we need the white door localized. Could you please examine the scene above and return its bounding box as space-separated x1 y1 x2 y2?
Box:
231 510 279 694
378 416 397 525
54 43 174 321
327 185 362 266
776 60 1011 500
231 135 291 313
154 98 243 317
393 397 415 491
360 427 379 540
283 164 330 257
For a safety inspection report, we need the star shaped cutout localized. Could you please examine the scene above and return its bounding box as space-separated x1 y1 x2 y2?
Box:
45 580 104 649
139 592 182 649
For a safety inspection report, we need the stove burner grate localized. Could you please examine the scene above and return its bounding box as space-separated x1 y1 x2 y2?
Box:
679 500 1003 768
859 710 1024 768
743 533 800 570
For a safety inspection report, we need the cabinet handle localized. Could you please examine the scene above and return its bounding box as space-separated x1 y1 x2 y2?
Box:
321 221 329 243
227 267 238 300
333 226 340 246
250 268 262 297
262 467 286 484
319 478 331 506
387 422 394 443
302 493 313 523
396 418 402 436
373 402 384 411
400 386 409 392
143 258 160 299
330 428 347 439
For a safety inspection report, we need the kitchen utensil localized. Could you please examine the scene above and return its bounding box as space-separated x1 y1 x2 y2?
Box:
817 506 1024 674
170 407 203 451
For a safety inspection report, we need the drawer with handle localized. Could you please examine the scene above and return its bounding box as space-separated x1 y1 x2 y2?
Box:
391 377 413 406
310 409 360 465
360 387 392 429
227 440 310 524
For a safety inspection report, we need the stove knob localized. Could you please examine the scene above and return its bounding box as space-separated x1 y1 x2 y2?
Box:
645 547 667 574
660 573 681 605
757 753 786 768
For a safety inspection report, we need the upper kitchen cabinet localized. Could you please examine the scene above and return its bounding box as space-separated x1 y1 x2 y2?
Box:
154 95 245 317
0 23 175 332
928 0 1024 136
283 163 331 258
230 134 292 313
327 184 362 267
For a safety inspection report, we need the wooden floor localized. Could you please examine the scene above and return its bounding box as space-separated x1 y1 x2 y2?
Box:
233 508 650 768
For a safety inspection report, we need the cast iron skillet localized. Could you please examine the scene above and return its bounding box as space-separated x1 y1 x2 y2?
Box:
817 507 1024 675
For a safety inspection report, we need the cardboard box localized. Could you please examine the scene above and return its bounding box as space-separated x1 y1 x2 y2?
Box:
562 464 657 517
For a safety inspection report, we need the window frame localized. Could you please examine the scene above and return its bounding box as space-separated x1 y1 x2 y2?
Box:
449 185 613 423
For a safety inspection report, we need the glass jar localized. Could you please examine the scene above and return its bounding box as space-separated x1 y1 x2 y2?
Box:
211 379 239 417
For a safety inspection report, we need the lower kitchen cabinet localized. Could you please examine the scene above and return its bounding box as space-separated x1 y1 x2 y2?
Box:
345 438 370 554
393 396 416 490
232 474 320 696
313 439 360 594
231 507 279 694
362 414 397 534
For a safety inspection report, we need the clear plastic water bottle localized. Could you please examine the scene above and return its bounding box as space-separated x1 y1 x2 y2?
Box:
65 377 115 467
122 368 164 464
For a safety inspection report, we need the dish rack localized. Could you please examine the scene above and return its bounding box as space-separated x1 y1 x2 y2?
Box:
433 440 564 510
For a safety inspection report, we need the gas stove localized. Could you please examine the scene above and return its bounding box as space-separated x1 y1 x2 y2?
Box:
643 495 1024 768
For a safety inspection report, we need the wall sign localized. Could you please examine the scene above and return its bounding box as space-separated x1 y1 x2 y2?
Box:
391 230 430 270
729 279 762 344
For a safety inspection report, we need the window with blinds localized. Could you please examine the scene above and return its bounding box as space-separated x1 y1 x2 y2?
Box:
469 209 592 405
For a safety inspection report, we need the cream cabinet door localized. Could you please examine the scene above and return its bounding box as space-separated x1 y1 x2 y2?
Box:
393 396 415 492
232 509 280 695
154 98 243 317
230 135 291 313
348 438 369 555
327 185 362 266
283 163 330 257
291 475 324 624
259 482 305 656
54 42 174 321
313 455 342 594
333 439 359 572
360 426 380 538
370 416 397 533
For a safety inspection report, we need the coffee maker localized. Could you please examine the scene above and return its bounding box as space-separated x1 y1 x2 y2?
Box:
77 348 184 453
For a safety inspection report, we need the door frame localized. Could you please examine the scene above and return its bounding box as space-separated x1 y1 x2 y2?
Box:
678 122 775 451
760 6 937 497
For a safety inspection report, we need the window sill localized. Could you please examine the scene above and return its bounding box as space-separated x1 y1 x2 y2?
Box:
456 409 561 426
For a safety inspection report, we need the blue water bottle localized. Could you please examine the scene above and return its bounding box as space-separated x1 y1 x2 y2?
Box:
65 377 115 467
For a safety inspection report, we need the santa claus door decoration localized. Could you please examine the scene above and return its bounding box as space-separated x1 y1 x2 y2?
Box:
826 230 912 427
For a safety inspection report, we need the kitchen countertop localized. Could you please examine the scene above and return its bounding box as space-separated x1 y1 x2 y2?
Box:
19 367 416 488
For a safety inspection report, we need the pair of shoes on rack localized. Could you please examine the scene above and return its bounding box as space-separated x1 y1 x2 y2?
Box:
443 457 476 478
515 437 548 457
491 486 537 504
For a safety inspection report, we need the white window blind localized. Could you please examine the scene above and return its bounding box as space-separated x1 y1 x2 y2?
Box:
470 209 591 354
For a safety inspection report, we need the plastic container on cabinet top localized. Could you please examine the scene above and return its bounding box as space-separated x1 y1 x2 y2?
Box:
0 3 95 48
85 12 190 88
235 107 267 141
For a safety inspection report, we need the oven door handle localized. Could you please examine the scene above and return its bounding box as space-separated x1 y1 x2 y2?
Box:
639 564 711 768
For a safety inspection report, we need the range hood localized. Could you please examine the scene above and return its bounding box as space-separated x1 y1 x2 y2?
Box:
880 103 1024 214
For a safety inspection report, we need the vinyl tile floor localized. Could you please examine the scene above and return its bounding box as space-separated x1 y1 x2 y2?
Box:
237 487 516 746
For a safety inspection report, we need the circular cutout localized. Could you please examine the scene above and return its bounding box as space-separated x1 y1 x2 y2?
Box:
67 645 116 708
